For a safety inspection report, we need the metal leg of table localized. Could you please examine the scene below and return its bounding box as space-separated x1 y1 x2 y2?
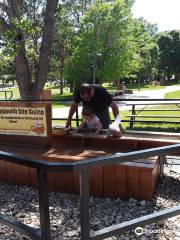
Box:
37 169 51 240
130 104 135 130
80 169 90 240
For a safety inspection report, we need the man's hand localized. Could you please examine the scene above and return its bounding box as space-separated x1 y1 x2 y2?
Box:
107 122 121 137
107 113 123 137
65 119 72 128
65 101 78 128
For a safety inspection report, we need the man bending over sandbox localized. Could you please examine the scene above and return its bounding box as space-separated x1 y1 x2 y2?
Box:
65 83 124 137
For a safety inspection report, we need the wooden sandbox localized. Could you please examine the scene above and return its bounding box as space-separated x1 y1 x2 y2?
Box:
0 129 180 201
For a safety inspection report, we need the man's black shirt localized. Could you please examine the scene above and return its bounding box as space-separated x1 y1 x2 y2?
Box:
74 85 112 114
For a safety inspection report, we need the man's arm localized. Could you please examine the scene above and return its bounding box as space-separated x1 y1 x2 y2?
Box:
110 101 119 118
65 101 78 128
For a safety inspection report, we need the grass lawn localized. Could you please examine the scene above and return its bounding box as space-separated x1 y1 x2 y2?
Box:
102 82 165 92
47 86 73 100
53 106 180 133
128 84 165 91
0 87 20 100
122 105 180 132
46 86 73 108
0 85 73 108
165 90 180 98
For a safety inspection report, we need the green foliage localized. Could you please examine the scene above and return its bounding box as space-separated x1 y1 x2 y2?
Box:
50 3 77 82
3 0 180 93
49 1 164 89
65 0 137 87
0 0 45 80
158 30 180 80
133 18 159 79
165 90 180 99
61 1 160 87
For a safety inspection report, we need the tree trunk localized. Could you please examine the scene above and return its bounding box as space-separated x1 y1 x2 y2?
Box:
1 0 59 100
60 80 63 95
70 82 74 92
59 62 64 95
167 69 171 81
0 0 58 100
15 43 33 99
59 40 65 95
34 0 58 99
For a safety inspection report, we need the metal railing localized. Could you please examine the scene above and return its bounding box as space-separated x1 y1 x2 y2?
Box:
1 98 180 128
0 90 13 100
0 144 180 239
51 98 180 128
119 98 180 129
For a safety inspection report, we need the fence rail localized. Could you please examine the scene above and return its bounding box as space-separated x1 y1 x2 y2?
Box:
51 98 180 128
0 90 13 100
1 98 180 127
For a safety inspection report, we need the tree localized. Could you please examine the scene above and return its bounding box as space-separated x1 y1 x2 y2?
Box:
0 0 58 100
49 3 77 94
158 30 180 81
65 0 136 87
49 0 95 93
133 18 158 83
62 0 94 25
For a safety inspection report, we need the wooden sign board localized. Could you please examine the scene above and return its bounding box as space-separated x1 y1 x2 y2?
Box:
40 89 52 100
0 101 52 146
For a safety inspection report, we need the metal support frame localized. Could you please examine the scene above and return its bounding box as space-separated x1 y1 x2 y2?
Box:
159 155 167 177
90 205 180 240
0 143 180 239
80 169 90 240
0 213 40 240
130 104 135 129
37 168 51 240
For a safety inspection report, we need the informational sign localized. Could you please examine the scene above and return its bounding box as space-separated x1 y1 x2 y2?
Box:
0 106 47 137
0 98 52 146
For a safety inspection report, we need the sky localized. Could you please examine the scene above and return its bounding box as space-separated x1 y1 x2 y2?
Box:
132 0 180 32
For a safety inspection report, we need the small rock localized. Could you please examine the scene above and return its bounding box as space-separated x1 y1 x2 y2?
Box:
140 200 146 206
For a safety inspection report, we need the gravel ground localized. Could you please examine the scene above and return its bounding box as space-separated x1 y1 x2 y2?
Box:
0 164 179 240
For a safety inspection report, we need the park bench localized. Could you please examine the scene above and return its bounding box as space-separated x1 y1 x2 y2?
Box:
109 90 124 97
0 90 13 100
125 100 180 129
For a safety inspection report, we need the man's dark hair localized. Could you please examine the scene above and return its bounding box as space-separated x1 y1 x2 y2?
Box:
82 107 94 116
79 83 92 95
